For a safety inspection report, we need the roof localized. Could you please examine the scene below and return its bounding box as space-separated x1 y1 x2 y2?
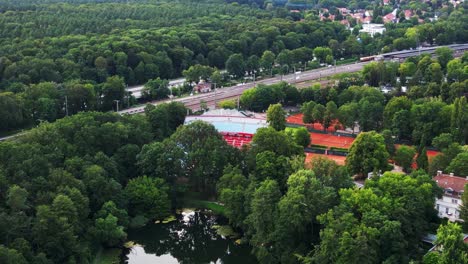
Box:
404 10 413 18
433 174 467 193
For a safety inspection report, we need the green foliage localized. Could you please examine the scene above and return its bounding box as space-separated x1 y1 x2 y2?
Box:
446 152 468 176
250 127 304 158
417 147 429 173
266 103 286 131
433 222 468 264
394 145 416 173
94 214 127 247
346 131 390 176
218 99 236 109
461 185 468 227
293 127 311 147
124 176 171 220
313 172 440 263
142 78 170 100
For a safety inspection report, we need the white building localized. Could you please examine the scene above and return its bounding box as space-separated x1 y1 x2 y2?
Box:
359 23 386 37
433 171 467 222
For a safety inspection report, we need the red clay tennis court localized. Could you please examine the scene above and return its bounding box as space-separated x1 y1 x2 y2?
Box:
287 113 341 132
310 132 355 149
305 153 346 165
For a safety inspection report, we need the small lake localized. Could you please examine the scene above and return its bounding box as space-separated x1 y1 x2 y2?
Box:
123 210 258 264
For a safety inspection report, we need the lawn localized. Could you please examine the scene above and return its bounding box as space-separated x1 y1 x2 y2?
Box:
182 191 226 216
93 248 121 264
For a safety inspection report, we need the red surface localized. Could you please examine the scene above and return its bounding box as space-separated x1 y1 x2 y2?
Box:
221 132 253 148
309 132 354 149
287 113 343 132
305 153 346 165
395 144 440 170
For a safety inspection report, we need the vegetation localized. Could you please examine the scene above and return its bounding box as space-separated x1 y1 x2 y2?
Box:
0 1 467 263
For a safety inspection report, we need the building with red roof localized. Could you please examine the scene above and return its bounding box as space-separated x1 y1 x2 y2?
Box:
433 171 467 222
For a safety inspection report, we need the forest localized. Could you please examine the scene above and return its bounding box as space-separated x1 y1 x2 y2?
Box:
0 0 467 263
0 0 467 133
0 52 467 263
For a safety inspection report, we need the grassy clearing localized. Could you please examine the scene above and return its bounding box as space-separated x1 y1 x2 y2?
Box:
184 199 226 215
182 192 226 216
93 248 121 264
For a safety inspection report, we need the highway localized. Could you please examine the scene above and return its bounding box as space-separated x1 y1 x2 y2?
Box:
119 62 368 114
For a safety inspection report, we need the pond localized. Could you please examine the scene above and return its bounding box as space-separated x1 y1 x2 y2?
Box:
123 210 258 264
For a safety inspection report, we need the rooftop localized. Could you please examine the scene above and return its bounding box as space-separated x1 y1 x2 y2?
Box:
433 172 467 193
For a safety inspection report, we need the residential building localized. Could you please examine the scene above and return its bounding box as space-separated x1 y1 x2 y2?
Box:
383 9 398 23
359 23 386 37
433 171 467 222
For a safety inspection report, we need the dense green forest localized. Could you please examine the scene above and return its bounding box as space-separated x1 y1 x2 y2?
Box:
0 0 467 263
0 0 467 133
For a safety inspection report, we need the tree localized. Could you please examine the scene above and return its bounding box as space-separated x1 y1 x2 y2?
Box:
432 133 454 151
313 47 333 63
313 172 440 264
210 70 222 85
293 127 310 147
451 97 467 144
250 127 303 158
226 54 245 79
274 170 336 263
383 96 412 129
346 131 390 176
394 146 416 173
94 214 127 247
323 101 337 131
0 245 28 264
6 185 29 211
381 129 396 156
266 103 286 131
312 104 325 128
435 47 454 71
142 78 170 100
301 101 316 124
446 152 468 176
0 92 25 131
169 121 240 193
260 50 275 76
218 99 236 109
432 222 468 264
417 147 429 172
460 184 468 227
337 103 358 133
124 176 171 220
217 166 248 228
246 179 282 264
182 64 215 84
101 76 125 111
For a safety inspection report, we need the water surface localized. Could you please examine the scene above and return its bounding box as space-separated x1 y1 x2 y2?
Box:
124 210 258 264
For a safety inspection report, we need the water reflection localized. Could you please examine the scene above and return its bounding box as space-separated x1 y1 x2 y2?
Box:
124 210 258 264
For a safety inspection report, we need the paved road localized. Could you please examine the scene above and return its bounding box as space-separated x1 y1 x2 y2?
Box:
119 62 369 114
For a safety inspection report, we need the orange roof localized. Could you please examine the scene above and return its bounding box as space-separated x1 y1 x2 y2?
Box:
433 174 467 193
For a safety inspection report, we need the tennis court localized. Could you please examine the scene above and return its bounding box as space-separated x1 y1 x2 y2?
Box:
310 132 355 149
305 153 346 165
287 113 341 132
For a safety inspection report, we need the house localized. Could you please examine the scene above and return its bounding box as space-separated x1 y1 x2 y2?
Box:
340 19 351 29
404 9 413 20
433 171 467 222
359 23 386 37
383 0 390 5
337 8 350 15
383 9 398 23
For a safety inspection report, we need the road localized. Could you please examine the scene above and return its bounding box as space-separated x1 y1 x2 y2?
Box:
120 43 468 113
119 62 368 114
